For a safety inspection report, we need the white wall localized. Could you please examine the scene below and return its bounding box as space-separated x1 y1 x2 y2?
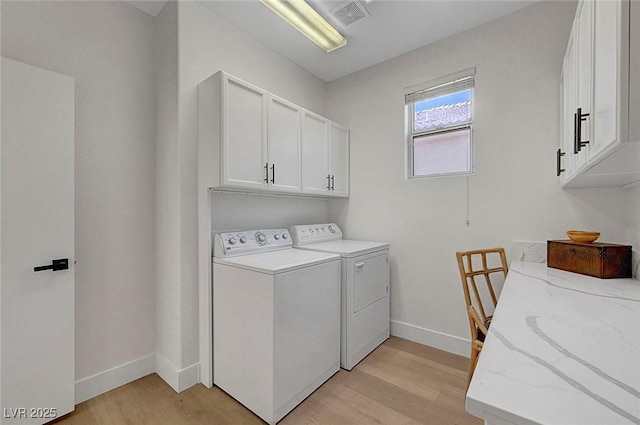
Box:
326 1 630 354
154 0 185 388
210 193 330 233
1 1 156 399
153 0 329 389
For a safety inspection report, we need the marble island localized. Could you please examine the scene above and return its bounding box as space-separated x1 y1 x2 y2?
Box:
466 262 640 425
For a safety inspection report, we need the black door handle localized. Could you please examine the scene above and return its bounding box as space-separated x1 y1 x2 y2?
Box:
576 107 590 152
34 258 69 272
557 149 566 176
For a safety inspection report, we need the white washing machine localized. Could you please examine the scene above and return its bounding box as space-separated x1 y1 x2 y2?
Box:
291 223 390 370
212 228 341 425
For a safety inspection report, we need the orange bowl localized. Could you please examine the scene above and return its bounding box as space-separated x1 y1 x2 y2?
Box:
566 230 600 243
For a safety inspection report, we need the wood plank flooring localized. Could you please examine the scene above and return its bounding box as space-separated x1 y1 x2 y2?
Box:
54 337 481 425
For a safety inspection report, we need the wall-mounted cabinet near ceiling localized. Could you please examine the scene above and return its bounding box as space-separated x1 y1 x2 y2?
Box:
301 110 350 197
198 71 349 197
557 0 640 188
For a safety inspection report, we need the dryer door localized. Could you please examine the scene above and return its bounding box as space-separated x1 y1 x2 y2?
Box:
351 252 388 313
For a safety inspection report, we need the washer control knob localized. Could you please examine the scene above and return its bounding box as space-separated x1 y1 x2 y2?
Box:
239 236 247 244
274 234 281 240
228 237 237 245
328 225 336 233
255 232 267 245
282 233 288 239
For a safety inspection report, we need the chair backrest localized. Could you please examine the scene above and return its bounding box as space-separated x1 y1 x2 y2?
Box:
456 248 509 326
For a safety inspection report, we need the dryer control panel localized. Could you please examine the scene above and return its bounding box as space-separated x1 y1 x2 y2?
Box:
290 223 343 246
214 229 292 257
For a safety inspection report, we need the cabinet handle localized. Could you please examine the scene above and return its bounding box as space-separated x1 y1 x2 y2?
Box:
573 112 579 154
264 163 269 183
270 164 275 184
331 175 335 191
326 174 331 190
576 107 590 152
556 149 566 176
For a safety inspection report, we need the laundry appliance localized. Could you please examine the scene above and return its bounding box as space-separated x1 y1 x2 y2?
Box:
213 228 341 424
291 223 390 370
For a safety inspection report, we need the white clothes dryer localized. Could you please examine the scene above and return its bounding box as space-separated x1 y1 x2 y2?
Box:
291 224 390 370
212 229 340 425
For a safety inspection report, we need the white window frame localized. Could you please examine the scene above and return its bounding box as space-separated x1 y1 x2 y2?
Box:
405 68 475 179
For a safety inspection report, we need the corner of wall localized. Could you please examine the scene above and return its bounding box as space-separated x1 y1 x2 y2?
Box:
155 353 200 393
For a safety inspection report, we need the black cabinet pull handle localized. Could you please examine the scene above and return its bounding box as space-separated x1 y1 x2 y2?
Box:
270 164 275 184
326 174 331 190
34 258 69 272
557 149 566 176
331 175 335 191
264 163 269 183
576 107 590 152
573 112 579 154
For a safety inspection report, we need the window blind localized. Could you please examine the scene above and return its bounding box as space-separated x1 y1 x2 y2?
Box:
405 68 475 104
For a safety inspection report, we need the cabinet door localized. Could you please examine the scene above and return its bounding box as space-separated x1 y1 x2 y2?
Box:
329 122 350 197
301 111 330 195
630 0 640 143
591 0 623 158
268 95 301 193
223 76 267 189
562 26 578 180
575 0 593 167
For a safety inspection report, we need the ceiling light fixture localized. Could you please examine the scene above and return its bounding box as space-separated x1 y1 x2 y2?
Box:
260 0 347 53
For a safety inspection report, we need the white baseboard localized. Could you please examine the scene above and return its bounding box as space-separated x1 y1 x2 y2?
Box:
75 323 465 405
75 354 155 404
390 320 470 358
155 353 200 393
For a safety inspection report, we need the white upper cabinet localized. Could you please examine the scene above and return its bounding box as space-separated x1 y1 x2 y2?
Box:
300 111 350 197
301 110 330 195
559 25 578 182
199 71 349 197
328 122 350 197
575 0 593 169
591 0 623 158
223 76 268 190
559 0 640 188
267 95 301 193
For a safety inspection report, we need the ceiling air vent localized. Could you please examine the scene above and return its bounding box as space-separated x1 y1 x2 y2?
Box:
330 1 370 28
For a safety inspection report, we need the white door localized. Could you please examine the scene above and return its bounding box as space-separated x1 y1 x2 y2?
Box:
592 0 622 158
301 111 329 195
1 58 75 424
562 26 578 178
267 95 301 193
222 76 268 190
575 0 593 167
328 122 349 197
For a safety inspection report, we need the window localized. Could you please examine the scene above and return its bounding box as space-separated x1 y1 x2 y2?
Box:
405 68 475 178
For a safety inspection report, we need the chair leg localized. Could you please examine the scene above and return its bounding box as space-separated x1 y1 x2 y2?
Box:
467 346 477 388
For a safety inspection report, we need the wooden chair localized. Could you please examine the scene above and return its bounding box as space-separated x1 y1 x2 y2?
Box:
456 248 509 386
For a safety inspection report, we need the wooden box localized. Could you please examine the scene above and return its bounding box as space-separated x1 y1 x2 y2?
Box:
547 240 632 279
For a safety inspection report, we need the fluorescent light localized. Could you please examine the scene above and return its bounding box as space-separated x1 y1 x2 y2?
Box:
260 0 347 53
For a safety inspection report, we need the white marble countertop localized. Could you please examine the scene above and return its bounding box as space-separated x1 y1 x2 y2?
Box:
466 262 640 425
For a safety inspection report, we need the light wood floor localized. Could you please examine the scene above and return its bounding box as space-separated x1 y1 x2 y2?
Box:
54 337 481 425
